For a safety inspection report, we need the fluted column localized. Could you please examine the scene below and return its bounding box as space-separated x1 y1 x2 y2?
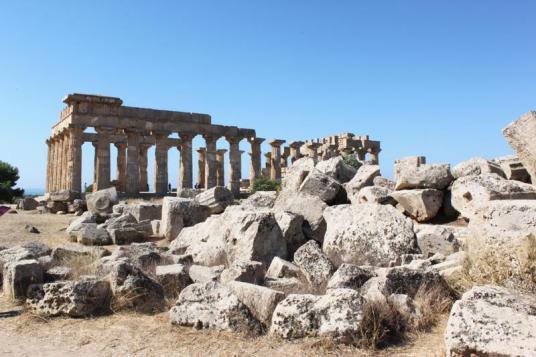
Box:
153 131 170 194
179 132 194 189
289 141 304 163
356 148 366 161
370 149 380 165
67 127 84 193
269 139 285 182
281 147 290 168
62 131 70 190
216 149 227 186
227 136 242 196
305 142 321 161
139 143 150 192
94 127 114 191
197 148 206 188
55 133 64 190
247 137 264 184
46 139 53 192
203 135 219 189
115 143 127 192
125 129 141 194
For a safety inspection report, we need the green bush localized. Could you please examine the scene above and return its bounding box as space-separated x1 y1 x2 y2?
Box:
85 183 94 193
251 177 280 192
0 161 24 203
342 154 361 169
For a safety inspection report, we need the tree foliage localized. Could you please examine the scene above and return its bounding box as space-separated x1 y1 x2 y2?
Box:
342 154 361 169
0 161 24 203
251 177 280 193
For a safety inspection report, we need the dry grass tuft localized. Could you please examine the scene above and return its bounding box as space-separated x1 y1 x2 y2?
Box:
413 285 454 332
357 298 408 349
460 234 536 294
58 252 102 280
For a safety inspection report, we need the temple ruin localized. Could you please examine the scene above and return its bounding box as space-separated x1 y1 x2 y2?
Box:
45 94 381 196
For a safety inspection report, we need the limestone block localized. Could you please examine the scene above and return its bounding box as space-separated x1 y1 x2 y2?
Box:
46 201 68 214
220 260 266 285
66 211 98 236
44 266 72 282
445 285 536 356
52 244 110 263
86 187 118 216
264 277 309 295
106 243 165 274
49 190 79 202
373 176 396 190
502 110 536 182
493 155 531 183
194 186 234 214
160 197 211 241
122 203 162 222
155 264 191 298
452 157 505 179
298 169 342 204
395 164 453 190
293 240 335 291
353 186 394 205
266 257 304 280
323 204 417 267
414 224 464 258
241 191 277 209
188 265 225 283
394 156 427 181
390 189 444 222
315 156 357 183
326 264 376 290
274 210 306 258
344 164 381 201
109 227 145 245
3 259 43 300
76 224 112 246
17 197 39 210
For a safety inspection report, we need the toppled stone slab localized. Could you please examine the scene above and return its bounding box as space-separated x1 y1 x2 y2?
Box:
105 242 165 274
86 187 118 216
395 163 453 190
66 211 98 236
220 260 265 285
493 155 531 183
17 197 39 211
156 264 191 298
445 285 536 356
121 203 162 222
390 189 443 222
266 257 304 280
298 169 342 204
323 204 417 267
194 186 234 214
414 224 464 257
274 211 306 258
270 288 365 342
373 176 396 190
0 242 52 278
76 224 112 246
293 240 335 291
241 191 278 209
315 156 357 184
503 110 536 182
452 157 505 179
344 165 381 201
451 173 536 220
160 197 211 241
48 190 79 202
264 277 309 295
188 265 225 283
326 264 376 290
169 282 262 334
44 266 72 282
52 244 110 263
27 277 111 317
354 186 394 205
3 259 43 299
394 156 427 181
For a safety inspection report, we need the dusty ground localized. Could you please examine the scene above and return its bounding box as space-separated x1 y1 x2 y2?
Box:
0 209 448 357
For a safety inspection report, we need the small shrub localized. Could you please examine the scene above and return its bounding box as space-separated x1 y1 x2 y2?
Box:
251 177 280 193
84 183 94 193
413 285 454 332
342 154 361 169
358 298 408 349
460 234 536 294
0 161 24 203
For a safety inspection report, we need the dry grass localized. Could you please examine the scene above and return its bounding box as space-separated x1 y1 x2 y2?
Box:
413 285 454 332
459 234 536 295
57 251 103 280
357 298 408 349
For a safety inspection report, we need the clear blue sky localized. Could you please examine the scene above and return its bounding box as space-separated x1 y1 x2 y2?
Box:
1 1 535 192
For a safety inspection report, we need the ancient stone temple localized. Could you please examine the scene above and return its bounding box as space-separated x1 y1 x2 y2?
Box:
45 94 257 196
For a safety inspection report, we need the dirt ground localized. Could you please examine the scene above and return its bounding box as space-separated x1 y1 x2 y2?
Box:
0 209 447 357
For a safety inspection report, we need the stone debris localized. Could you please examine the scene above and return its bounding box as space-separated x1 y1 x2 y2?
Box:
452 157 506 179
240 191 277 209
354 185 394 205
493 155 531 183
326 264 376 290
344 164 381 202
24 225 40 234
390 189 444 222
86 187 118 217
194 186 234 214
315 156 357 183
414 224 464 257
298 169 342 204
293 240 335 292
2 259 43 300
503 110 536 182
395 162 453 190
188 265 225 283
220 260 266 285
17 197 39 211
155 264 192 298
160 197 211 241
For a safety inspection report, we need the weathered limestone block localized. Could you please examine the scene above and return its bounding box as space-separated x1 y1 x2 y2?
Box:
3 259 43 299
169 282 262 334
266 257 304 280
66 211 98 236
27 277 111 317
394 156 427 181
44 266 72 282
86 187 118 216
293 240 335 291
280 157 316 192
373 176 396 190
76 224 112 246
264 277 309 295
122 203 162 222
451 173 536 220
502 110 536 182
220 260 265 285
227 281 285 327
414 224 464 258
270 288 365 342
326 264 376 290
52 244 109 264
241 191 278 209
194 186 234 214
354 186 394 204
17 197 39 210
45 201 68 214
170 208 287 267
323 204 417 267
188 265 225 283
390 189 444 222
0 243 51 285
160 197 211 241
315 156 357 183
468 200 536 245
445 285 536 356
274 211 306 258
298 169 342 204
108 227 145 245
155 264 191 298
494 155 531 183
452 157 505 179
395 164 453 190
109 261 165 313
344 164 381 201
380 266 452 299
68 199 86 214
105 243 165 274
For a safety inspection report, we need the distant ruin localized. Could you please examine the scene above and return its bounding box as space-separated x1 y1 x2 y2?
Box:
45 94 381 195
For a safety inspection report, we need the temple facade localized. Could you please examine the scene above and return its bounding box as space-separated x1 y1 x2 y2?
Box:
45 94 380 196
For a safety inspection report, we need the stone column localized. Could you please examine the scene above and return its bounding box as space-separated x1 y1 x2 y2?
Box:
114 142 127 192
264 152 272 177
197 148 206 188
370 149 380 165
227 137 242 195
179 132 195 190
281 147 290 168
269 139 286 181
247 137 264 184
46 139 52 192
153 131 170 194
305 142 321 161
62 131 71 190
203 135 219 189
94 127 114 191
66 127 84 193
356 148 366 161
92 141 98 189
125 129 141 194
138 143 150 192
216 149 227 186
55 133 64 190
289 141 304 163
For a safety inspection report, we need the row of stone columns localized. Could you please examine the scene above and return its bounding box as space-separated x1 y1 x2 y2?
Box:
46 127 84 193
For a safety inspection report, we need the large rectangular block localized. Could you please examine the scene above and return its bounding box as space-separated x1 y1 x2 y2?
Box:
3 259 43 300
503 111 536 182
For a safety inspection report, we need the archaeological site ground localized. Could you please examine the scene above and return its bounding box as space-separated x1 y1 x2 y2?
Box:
1 90 536 356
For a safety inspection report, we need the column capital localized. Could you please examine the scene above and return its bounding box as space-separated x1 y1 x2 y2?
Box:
203 134 220 143
305 142 322 149
114 142 127 149
247 137 265 145
225 135 243 144
152 130 171 139
264 152 272 159
216 149 228 155
197 147 206 154
288 141 304 149
179 131 196 140
268 139 286 147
